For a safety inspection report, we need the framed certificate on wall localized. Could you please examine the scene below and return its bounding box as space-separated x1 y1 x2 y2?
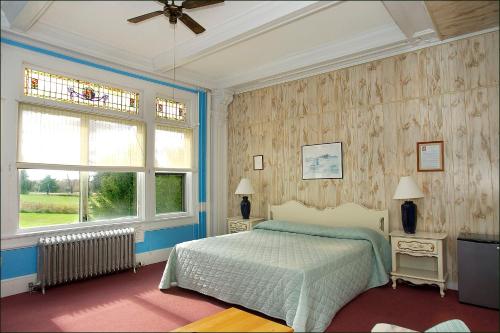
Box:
253 155 263 170
417 141 444 172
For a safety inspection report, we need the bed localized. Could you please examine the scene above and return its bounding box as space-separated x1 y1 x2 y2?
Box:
159 201 391 332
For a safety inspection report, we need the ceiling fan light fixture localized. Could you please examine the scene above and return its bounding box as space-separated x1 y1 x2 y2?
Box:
127 0 224 34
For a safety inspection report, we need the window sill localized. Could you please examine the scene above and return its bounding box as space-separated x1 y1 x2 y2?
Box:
1 214 197 248
153 212 191 220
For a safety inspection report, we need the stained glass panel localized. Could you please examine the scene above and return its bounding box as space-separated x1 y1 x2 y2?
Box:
24 68 139 114
156 97 186 121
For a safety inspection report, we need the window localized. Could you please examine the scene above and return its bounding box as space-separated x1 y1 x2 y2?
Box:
17 103 145 229
87 171 137 221
156 97 186 121
24 68 139 114
155 173 184 214
19 169 79 229
155 125 192 215
155 125 192 169
18 103 145 167
18 170 137 228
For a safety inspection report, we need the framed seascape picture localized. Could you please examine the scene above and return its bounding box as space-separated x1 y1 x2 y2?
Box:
302 142 343 180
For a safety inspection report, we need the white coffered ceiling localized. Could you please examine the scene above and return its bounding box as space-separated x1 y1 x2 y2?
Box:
1 0 461 92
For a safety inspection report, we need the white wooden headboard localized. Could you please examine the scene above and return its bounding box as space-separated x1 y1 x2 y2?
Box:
268 201 389 239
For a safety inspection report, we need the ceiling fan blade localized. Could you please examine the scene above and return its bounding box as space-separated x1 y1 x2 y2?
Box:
127 11 164 23
179 13 205 34
182 0 224 10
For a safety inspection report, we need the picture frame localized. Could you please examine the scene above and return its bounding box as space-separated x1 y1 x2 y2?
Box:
417 141 444 172
302 142 343 180
253 155 264 170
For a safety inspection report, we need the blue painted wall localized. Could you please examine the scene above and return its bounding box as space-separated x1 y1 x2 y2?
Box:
135 224 196 253
1 224 197 280
0 246 37 280
197 90 207 239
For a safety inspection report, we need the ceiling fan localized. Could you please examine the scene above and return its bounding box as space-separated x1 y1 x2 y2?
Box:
127 0 224 34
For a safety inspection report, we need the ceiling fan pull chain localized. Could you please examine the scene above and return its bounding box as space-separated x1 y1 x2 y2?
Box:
173 22 176 101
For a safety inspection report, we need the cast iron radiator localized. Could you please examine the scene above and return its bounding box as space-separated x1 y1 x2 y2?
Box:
31 228 136 294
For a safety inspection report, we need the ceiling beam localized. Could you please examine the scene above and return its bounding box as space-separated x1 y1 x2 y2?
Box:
1 1 52 32
152 1 340 73
382 1 439 44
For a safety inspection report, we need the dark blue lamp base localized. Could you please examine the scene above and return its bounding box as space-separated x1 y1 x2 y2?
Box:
240 196 251 219
401 201 417 234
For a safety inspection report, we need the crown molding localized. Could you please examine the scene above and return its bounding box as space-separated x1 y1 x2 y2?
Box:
220 23 406 90
229 26 499 93
153 1 339 72
166 67 219 91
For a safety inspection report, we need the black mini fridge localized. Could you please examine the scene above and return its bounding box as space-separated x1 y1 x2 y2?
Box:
457 233 499 309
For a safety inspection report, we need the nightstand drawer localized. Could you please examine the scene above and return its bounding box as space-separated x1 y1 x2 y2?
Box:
228 221 249 233
227 217 265 234
393 237 438 255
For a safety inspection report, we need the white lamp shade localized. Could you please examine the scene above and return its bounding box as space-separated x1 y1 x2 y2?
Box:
235 178 254 195
393 176 424 200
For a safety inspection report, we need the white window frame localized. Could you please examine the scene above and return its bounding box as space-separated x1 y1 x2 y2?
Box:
153 171 191 219
153 93 197 221
155 93 192 126
15 102 147 232
22 63 143 120
0 51 199 241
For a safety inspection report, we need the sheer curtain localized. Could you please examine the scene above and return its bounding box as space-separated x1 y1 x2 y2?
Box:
18 103 145 169
155 124 192 169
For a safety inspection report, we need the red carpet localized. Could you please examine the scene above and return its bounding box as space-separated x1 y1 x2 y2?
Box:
1 262 498 332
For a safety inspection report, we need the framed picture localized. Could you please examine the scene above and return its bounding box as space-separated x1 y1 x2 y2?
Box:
302 142 343 180
417 141 444 172
253 155 264 170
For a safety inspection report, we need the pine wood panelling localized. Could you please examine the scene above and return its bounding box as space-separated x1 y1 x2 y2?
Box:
444 41 466 92
227 31 499 286
442 93 457 281
484 32 499 86
465 88 494 234
463 36 488 90
487 87 499 237
426 1 499 40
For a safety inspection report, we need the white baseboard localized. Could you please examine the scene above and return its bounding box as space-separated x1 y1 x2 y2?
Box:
1 248 172 298
1 273 37 298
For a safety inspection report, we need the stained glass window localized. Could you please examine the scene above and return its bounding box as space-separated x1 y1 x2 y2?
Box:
24 68 139 114
156 97 186 122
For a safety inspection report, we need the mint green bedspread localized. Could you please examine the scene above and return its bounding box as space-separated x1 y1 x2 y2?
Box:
159 220 391 332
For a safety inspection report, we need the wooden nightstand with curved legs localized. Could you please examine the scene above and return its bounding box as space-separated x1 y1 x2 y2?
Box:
390 231 448 297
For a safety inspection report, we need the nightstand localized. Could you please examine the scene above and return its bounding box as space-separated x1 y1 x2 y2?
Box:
227 217 265 234
390 231 448 297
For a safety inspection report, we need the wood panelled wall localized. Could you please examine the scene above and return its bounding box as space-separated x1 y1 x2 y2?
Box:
227 31 499 286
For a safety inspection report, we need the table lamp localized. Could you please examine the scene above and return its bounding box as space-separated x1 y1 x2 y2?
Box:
235 178 254 219
393 176 424 234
